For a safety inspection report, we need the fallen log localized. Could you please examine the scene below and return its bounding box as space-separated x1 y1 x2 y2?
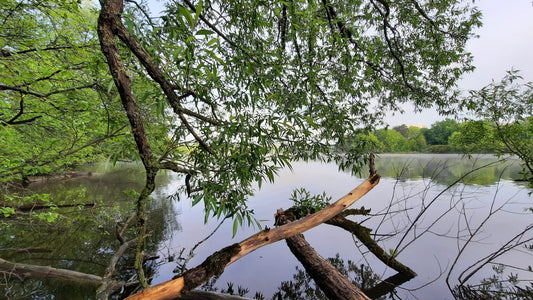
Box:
11 202 96 212
1 238 139 299
0 257 253 300
285 232 371 300
25 171 102 186
0 247 51 254
0 257 103 285
125 173 380 300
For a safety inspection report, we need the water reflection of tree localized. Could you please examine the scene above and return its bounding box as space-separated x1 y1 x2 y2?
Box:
0 163 177 299
197 254 383 300
372 154 523 186
273 254 383 300
453 265 533 300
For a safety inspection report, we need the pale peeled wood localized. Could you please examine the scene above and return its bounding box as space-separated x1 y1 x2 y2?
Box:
126 174 380 300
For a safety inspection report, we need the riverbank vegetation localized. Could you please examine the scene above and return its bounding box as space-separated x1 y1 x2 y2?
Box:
1 0 532 299
361 116 532 157
363 116 532 162
359 71 532 183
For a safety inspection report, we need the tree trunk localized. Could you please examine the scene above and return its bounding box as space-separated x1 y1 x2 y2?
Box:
285 233 371 300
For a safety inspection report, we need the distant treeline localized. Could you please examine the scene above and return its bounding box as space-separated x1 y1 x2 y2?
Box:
351 117 533 154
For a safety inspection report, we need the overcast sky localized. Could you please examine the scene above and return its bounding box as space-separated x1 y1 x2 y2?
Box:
386 0 533 127
145 0 533 127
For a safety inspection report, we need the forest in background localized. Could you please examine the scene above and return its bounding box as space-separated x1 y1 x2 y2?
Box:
365 117 533 155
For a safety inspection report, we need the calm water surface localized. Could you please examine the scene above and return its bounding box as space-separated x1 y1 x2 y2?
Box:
2 154 531 299
151 154 532 299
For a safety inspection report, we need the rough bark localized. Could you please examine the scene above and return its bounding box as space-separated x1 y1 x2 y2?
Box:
285 232 371 300
125 174 380 300
98 0 159 287
98 0 217 155
97 0 155 168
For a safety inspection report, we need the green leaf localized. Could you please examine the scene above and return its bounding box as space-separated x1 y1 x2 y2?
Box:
192 194 202 206
0 207 16 217
196 29 213 36
194 0 202 24
179 6 195 28
107 80 115 93
232 217 239 237
206 38 219 47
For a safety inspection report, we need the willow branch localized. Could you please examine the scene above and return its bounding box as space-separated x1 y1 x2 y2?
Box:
0 83 96 99
182 0 261 65
104 4 218 154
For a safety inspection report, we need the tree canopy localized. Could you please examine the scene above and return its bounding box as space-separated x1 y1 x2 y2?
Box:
1 0 490 298
97 0 480 217
94 0 482 290
0 0 130 183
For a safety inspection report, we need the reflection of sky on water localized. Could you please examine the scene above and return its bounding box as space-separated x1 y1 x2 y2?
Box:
16 155 525 298
150 155 532 299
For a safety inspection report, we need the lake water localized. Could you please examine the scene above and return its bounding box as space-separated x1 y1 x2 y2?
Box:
1 154 532 299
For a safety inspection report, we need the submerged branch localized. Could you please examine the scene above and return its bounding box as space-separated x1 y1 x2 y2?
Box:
276 208 371 300
0 257 103 285
285 232 371 300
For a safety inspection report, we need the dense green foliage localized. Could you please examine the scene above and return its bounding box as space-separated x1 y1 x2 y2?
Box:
92 0 483 227
0 0 486 220
460 71 533 181
0 0 129 183
423 118 459 145
369 115 531 165
448 120 502 152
